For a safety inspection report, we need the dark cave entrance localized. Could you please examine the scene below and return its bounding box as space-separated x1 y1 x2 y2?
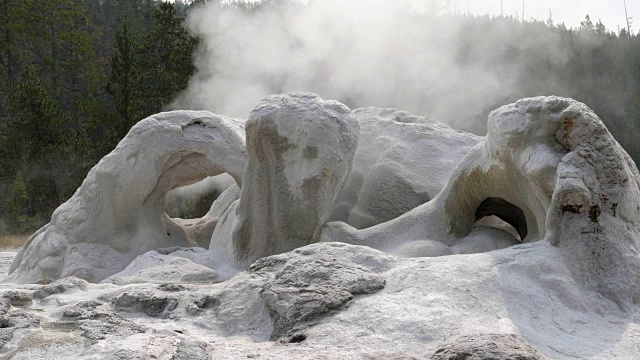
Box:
473 197 528 243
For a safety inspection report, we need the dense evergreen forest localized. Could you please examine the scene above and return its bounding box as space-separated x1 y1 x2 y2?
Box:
0 0 639 234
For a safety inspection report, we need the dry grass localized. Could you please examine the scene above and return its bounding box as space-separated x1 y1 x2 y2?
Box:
0 233 29 249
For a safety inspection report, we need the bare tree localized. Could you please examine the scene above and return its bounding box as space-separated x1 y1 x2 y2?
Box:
624 0 633 41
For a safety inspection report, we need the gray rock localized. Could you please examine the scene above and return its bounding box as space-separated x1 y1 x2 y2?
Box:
249 242 388 339
159 283 186 292
430 333 547 360
32 277 88 299
329 107 480 228
0 312 38 349
1 290 32 307
7 111 247 284
68 303 147 341
0 298 8 315
113 290 178 318
172 340 209 360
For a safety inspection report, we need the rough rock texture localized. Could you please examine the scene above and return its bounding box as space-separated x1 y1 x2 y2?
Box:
113 290 179 318
7 111 247 284
0 239 639 359
1 291 32 307
430 333 548 360
329 107 480 229
0 243 399 358
172 340 210 360
32 277 88 299
0 312 38 350
210 93 359 271
249 243 388 339
539 99 640 310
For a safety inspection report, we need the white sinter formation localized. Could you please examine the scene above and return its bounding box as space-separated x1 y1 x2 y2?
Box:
6 111 246 283
210 93 360 272
1 94 639 359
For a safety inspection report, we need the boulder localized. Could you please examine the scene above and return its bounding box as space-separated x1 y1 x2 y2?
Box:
430 333 548 360
250 242 389 339
101 251 218 286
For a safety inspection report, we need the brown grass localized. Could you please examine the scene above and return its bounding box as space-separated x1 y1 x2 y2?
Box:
0 233 29 249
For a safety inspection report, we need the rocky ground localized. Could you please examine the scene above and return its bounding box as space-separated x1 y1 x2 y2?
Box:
0 251 17 283
0 242 637 360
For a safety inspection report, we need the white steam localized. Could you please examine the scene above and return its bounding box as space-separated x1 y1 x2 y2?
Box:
172 0 572 134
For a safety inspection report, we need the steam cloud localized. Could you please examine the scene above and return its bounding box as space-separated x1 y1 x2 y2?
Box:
172 0 573 134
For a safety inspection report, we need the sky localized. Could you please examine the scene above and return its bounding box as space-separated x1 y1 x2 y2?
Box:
413 0 636 31
207 0 638 32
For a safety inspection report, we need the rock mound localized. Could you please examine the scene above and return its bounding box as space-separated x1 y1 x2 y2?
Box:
430 333 547 360
211 93 359 270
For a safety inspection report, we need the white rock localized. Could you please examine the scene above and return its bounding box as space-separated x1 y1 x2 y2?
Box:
210 93 359 271
330 107 480 229
3 95 640 360
7 111 247 284
206 183 241 218
323 96 640 310
101 250 218 286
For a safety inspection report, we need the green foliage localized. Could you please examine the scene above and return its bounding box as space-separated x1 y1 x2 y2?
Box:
106 18 144 141
2 174 40 233
0 0 198 233
139 2 196 115
3 174 27 228
11 66 67 160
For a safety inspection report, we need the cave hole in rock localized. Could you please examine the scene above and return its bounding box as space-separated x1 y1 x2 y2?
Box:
473 197 527 243
288 333 308 343
155 151 239 249
165 173 235 220
0 318 14 328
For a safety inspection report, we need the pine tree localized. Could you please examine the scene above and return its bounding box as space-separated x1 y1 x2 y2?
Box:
139 2 196 115
3 174 28 231
107 18 144 140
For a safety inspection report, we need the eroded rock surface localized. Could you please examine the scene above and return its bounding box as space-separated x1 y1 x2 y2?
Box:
322 96 640 318
211 93 359 271
32 277 88 299
430 333 548 360
249 242 389 339
330 107 480 229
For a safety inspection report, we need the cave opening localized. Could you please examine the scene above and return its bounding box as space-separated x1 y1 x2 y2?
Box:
473 197 528 243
